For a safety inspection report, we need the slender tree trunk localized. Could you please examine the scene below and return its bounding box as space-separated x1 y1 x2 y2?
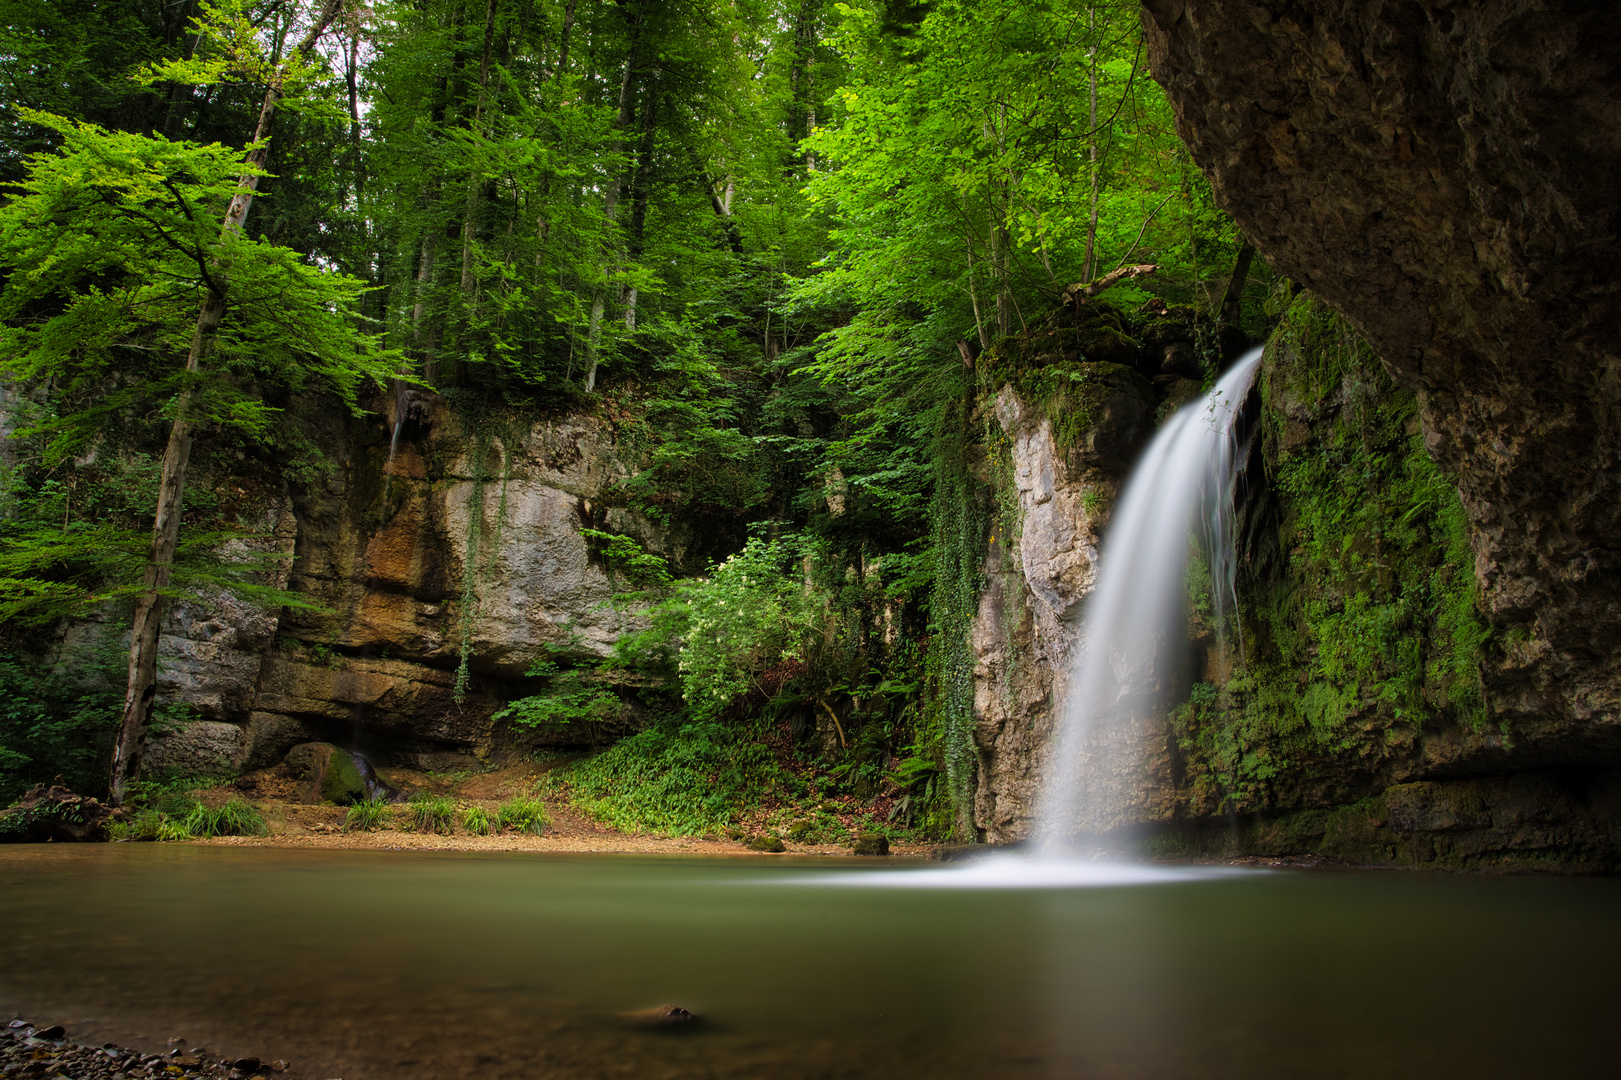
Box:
786 0 821 171
413 226 440 383
108 0 347 805
1082 6 1100 283
622 76 660 332
161 6 204 139
698 164 744 254
584 0 645 392
555 0 578 82
459 0 498 298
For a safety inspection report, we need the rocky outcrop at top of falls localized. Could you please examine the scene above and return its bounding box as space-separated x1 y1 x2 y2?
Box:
1141 0 1621 754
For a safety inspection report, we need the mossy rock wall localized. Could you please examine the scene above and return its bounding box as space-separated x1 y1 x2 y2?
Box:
970 292 1621 869
1149 295 1621 870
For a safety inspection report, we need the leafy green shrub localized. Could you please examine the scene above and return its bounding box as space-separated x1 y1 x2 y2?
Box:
107 793 266 840
109 808 166 841
786 813 847 845
0 651 123 804
461 805 491 836
156 818 193 842
343 796 392 832
580 529 672 591
494 657 624 732
407 792 455 834
671 538 822 721
121 777 202 816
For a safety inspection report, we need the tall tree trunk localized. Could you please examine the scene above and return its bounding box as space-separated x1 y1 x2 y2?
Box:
622 75 659 332
554 0 578 82
1081 6 1100 283
698 164 745 254
413 225 441 383
459 0 498 298
161 4 204 139
108 0 347 805
584 0 645 392
786 0 821 170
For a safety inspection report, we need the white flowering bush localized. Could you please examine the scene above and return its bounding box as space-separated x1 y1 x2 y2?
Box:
674 537 822 720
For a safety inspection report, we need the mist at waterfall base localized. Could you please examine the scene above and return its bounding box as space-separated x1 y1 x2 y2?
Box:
806 348 1266 891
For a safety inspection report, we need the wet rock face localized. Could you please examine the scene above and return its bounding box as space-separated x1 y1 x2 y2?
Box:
971 383 1158 843
1141 0 1621 741
968 305 1223 843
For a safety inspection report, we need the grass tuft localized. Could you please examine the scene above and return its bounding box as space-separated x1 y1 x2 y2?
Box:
343 796 392 832
183 797 268 838
407 792 455 834
461 805 491 836
111 795 267 841
495 796 549 835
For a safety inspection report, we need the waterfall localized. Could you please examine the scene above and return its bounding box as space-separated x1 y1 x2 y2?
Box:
381 377 410 507
778 349 1266 889
1035 347 1264 848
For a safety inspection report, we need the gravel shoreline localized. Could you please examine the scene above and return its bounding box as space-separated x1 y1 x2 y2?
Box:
1 1020 290 1080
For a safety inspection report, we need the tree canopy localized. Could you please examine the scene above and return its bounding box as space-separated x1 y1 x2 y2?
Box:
0 0 1264 820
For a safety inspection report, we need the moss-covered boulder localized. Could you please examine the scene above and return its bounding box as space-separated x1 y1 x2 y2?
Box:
283 742 367 805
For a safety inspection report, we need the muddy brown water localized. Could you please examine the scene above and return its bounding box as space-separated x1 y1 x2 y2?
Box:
1 846 1616 1079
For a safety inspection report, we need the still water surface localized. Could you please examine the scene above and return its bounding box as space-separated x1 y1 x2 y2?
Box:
1 846 1616 1079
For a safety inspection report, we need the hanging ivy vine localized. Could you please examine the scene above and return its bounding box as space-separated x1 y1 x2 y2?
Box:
922 396 990 839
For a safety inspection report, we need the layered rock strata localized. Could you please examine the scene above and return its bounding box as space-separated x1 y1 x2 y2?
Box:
112 394 663 777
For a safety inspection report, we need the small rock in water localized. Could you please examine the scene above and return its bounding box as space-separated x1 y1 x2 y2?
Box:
234 1057 262 1072
852 833 889 856
269 1060 291 1072
745 833 785 853
7 1020 27 1029
33 1025 66 1041
619 1004 698 1028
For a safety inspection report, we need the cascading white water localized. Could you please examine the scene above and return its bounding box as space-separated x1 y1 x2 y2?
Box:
780 348 1266 889
380 377 411 507
1035 346 1263 847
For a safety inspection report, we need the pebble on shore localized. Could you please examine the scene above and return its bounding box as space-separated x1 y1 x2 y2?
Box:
1 1020 291 1080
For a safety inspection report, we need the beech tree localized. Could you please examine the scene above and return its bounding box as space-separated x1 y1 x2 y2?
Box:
0 0 397 803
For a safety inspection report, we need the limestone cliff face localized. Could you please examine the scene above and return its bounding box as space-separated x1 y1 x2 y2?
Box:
969 354 1168 842
1140 0 1621 761
129 393 662 776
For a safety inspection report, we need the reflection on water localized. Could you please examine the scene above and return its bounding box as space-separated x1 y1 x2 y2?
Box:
1 846 1617 1080
764 853 1248 888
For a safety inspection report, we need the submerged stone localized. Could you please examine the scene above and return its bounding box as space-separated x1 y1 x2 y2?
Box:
619 1004 698 1028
